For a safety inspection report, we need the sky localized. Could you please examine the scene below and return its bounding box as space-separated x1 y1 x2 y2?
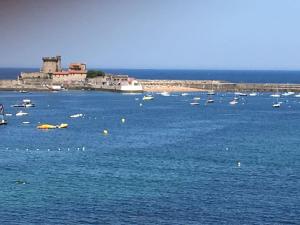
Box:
0 0 300 69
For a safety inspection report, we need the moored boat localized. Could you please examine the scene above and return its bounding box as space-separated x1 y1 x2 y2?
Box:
206 99 214 104
16 111 28 116
143 95 154 101
282 91 294 96
249 92 258 96
70 113 83 118
37 124 57 129
230 99 238 105
160 92 171 96
272 103 281 108
12 99 35 108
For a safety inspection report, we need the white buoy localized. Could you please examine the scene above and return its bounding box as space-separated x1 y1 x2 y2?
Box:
121 118 126 123
103 129 108 135
139 103 143 107
237 161 241 167
82 147 85 151
67 148 70 151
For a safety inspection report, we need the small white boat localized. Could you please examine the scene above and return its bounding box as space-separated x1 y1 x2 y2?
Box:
230 100 238 105
70 113 83 118
272 103 281 108
206 99 214 104
50 85 62 91
235 92 247 96
282 91 295 96
249 92 257 96
181 93 189 96
143 95 154 101
12 99 35 108
207 91 215 95
16 111 28 116
190 102 200 106
193 97 201 100
270 94 280 98
295 94 300 98
22 121 30 124
160 92 171 97
5 113 12 116
282 91 294 96
23 99 35 107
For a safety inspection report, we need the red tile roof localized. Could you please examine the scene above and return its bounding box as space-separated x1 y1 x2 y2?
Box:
53 70 87 75
53 71 68 75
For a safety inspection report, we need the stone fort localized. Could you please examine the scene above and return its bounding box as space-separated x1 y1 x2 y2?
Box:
19 56 87 84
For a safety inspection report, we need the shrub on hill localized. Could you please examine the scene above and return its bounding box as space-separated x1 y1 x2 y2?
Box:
87 70 105 78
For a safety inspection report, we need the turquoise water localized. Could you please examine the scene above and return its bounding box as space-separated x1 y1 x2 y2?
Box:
0 91 299 224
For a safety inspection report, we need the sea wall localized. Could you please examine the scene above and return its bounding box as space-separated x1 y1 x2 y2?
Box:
0 79 49 91
139 80 300 92
2 78 300 92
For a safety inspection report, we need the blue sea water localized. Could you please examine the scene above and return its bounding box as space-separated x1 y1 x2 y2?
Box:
0 91 299 224
1 68 300 83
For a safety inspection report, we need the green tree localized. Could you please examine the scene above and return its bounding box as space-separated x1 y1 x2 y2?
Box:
87 70 106 78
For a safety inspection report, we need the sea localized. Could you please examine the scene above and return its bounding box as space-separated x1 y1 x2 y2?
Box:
1 68 300 83
0 69 300 224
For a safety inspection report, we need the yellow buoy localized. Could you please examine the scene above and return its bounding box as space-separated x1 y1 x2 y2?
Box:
103 129 108 135
121 118 126 123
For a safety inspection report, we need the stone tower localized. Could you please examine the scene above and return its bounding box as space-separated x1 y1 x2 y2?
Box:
41 56 62 73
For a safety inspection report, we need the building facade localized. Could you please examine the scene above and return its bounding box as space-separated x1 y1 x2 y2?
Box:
52 63 87 84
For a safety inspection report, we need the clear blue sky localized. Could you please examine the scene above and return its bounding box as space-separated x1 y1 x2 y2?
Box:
0 0 300 69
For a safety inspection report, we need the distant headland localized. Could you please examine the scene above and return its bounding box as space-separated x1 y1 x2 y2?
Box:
1 56 300 93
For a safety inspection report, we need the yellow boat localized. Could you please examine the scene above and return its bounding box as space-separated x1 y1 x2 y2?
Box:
37 124 56 129
37 123 68 129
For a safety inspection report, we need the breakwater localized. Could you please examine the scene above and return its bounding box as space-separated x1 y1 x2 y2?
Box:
139 79 300 92
2 78 300 92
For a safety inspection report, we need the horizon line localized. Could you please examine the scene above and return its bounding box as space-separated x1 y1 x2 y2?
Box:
1 66 300 72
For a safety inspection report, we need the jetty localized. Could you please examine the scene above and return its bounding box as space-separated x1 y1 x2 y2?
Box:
139 79 300 92
2 78 300 93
